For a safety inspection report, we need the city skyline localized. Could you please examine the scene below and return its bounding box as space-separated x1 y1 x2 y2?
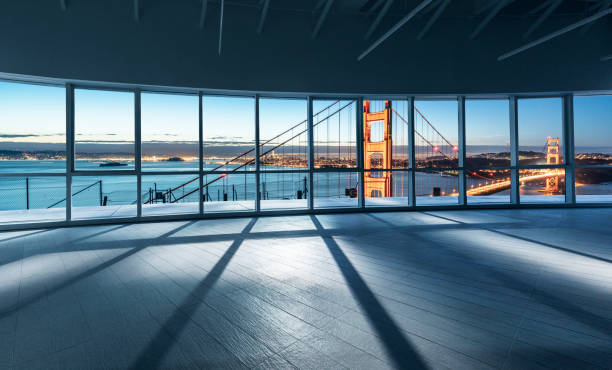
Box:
1 81 611 150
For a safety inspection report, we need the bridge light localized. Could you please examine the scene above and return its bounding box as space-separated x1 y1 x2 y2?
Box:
221 174 228 178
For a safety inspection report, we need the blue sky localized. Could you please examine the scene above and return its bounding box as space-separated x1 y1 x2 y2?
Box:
1 80 611 151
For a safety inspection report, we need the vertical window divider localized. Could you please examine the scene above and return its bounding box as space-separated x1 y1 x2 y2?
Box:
509 96 519 205
458 96 467 206
65 83 74 222
356 98 365 208
135 89 142 218
199 92 204 215
563 93 575 204
407 97 416 207
255 94 261 213
307 96 314 211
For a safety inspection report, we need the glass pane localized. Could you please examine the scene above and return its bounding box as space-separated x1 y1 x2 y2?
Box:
415 170 459 206
71 176 136 219
260 98 308 171
519 168 565 203
574 95 612 165
203 173 255 212
260 171 308 210
518 98 563 166
0 81 65 173
142 93 199 171
466 169 511 204
313 100 357 168
202 96 255 173
361 100 410 169
364 171 409 207
314 172 359 208
414 100 458 168
75 89 135 170
575 168 612 203
466 99 510 167
142 175 199 216
0 177 65 224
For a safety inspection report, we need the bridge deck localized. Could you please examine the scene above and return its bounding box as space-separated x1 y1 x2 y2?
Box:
1 208 611 369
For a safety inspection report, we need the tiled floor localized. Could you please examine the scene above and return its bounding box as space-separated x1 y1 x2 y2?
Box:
0 208 611 369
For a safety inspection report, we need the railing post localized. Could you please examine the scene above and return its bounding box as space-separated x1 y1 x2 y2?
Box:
509 96 519 205
99 180 103 206
26 177 30 210
563 94 575 204
458 96 467 206
407 97 416 207
308 96 315 210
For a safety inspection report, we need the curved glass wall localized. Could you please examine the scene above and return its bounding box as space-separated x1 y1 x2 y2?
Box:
0 78 610 228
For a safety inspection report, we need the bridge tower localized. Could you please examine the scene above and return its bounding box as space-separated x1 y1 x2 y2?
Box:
546 137 560 193
363 101 392 198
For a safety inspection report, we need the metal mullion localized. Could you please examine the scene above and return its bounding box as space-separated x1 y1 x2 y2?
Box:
308 96 314 210
407 97 416 207
72 170 138 176
65 83 74 222
0 173 66 178
311 168 357 173
140 171 201 176
199 92 204 215
135 89 142 217
259 169 310 174
458 96 467 206
563 94 575 204
356 97 365 208
574 164 612 169
509 96 519 204
255 95 261 213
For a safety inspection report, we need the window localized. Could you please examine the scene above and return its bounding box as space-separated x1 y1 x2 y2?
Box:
141 92 199 171
0 176 66 224
74 89 135 170
518 98 563 166
0 81 65 172
466 99 511 204
202 96 255 212
260 98 308 210
313 100 357 169
414 100 459 205
574 95 612 203
71 176 137 219
142 175 199 216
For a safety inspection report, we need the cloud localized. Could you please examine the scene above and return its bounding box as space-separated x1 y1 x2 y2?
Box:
0 133 63 138
75 140 135 144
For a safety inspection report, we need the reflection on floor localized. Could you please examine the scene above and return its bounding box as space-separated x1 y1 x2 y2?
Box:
0 209 611 369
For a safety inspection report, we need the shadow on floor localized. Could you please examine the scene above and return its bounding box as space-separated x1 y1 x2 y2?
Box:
310 215 429 370
368 213 612 341
130 218 257 370
423 212 612 264
0 221 197 319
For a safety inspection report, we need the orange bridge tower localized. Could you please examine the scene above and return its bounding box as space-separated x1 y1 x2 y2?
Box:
546 137 560 193
363 101 392 198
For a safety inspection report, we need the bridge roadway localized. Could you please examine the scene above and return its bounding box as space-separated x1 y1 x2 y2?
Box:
464 170 564 196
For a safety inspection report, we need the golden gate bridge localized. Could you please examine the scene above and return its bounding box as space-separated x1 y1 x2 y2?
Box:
144 101 564 205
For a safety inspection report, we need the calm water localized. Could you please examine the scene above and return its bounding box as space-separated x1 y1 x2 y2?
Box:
1 160 610 210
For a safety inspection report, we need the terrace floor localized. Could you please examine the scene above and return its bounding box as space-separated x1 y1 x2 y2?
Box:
0 208 611 369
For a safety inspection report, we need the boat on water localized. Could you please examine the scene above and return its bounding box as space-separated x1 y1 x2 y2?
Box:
166 157 185 162
99 161 128 167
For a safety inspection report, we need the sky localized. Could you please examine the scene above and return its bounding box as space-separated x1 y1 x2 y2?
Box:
1 80 611 153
